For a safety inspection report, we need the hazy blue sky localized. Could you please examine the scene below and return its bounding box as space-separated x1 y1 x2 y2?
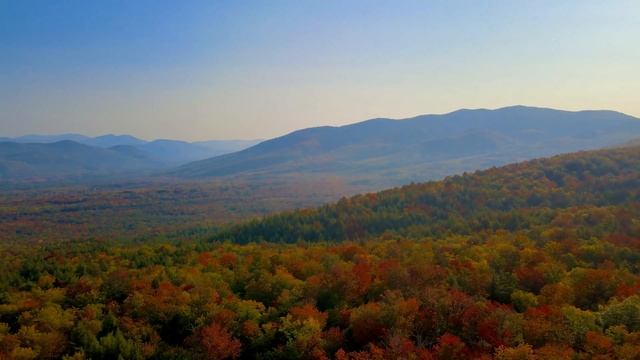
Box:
1 1 639 141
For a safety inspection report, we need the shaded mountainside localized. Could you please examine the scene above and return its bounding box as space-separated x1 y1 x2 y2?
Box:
174 106 640 186
128 139 262 164
0 141 163 181
216 144 640 243
0 137 262 182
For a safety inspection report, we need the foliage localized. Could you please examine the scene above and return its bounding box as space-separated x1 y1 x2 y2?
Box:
0 177 357 244
2 146 640 358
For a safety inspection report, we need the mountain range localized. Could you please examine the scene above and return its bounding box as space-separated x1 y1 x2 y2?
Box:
0 135 260 182
173 106 640 187
3 106 640 185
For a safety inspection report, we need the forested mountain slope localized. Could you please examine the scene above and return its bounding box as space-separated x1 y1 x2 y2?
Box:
218 144 640 243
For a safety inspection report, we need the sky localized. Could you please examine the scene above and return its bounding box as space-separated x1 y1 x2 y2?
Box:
1 1 639 141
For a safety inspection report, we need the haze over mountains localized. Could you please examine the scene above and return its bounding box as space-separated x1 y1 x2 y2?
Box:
3 106 640 185
174 106 640 187
0 134 260 182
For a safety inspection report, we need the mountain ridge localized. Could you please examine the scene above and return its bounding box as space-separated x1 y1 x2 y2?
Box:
172 106 640 186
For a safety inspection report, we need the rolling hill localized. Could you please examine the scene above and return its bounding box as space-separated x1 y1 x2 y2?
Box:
174 106 640 187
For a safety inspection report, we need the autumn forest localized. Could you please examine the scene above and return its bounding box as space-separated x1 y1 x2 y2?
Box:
2 145 640 359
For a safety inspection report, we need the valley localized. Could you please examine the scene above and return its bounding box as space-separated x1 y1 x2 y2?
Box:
2 2 639 358
0 176 360 244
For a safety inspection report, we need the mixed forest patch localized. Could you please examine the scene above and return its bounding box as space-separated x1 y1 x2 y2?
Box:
0 176 356 244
